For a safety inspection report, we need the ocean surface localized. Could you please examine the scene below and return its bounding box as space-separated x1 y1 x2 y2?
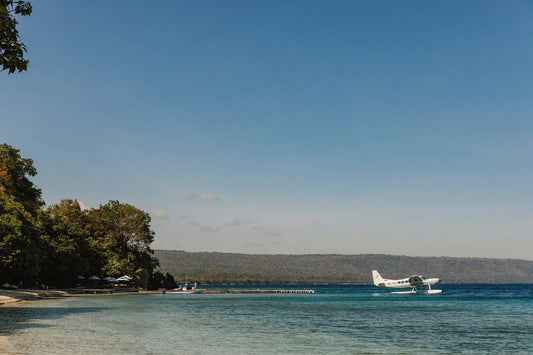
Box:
1 284 532 354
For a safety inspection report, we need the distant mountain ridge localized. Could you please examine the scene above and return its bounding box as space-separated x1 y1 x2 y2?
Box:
154 250 533 284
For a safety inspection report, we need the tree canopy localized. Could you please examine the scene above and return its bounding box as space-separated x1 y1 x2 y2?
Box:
0 144 41 283
0 192 40 283
0 143 42 212
87 200 158 276
0 0 32 73
1 143 159 287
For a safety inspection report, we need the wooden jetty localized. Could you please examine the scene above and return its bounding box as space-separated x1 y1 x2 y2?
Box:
80 288 139 294
227 289 314 294
139 289 166 294
202 289 226 294
75 288 314 295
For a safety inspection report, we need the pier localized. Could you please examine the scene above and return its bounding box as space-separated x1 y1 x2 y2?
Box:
79 288 139 294
73 288 315 295
227 289 315 294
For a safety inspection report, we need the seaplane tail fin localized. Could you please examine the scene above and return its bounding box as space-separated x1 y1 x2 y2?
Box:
372 270 385 286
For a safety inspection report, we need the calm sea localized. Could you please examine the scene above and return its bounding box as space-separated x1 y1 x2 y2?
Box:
1 284 532 354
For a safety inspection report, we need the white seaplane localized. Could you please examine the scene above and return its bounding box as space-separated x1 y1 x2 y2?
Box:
372 270 442 294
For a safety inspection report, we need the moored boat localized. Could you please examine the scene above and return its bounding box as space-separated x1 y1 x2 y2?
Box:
166 282 204 294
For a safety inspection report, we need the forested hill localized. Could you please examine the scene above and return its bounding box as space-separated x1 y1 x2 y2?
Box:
154 250 533 284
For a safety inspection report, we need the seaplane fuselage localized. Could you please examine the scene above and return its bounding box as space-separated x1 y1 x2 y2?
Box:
372 270 442 294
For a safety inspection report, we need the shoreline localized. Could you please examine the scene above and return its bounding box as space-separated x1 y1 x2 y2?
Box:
0 288 155 307
0 289 74 307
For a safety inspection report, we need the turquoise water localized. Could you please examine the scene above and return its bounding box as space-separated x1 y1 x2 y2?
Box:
1 284 532 354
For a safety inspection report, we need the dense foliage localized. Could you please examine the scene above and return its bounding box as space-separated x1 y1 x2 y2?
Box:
155 250 533 284
0 0 32 73
0 144 159 287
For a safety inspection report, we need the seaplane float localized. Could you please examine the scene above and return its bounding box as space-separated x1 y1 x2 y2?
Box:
372 270 442 294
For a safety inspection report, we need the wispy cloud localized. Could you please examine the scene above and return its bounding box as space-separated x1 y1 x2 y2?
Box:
264 231 283 238
224 217 257 228
152 209 169 220
181 216 282 238
188 192 221 201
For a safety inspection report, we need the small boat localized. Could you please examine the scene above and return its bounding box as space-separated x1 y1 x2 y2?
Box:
166 282 204 294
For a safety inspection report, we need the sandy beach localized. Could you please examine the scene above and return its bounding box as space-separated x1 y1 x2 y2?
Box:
0 335 14 354
0 289 72 307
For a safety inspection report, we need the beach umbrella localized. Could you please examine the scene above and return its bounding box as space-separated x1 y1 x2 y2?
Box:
103 277 118 282
117 275 132 281
88 276 101 281
77 275 85 280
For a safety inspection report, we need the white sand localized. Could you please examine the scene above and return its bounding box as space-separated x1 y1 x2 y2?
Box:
0 290 70 306
0 334 16 354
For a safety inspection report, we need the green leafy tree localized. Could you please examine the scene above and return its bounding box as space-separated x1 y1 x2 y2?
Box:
37 199 97 287
0 193 39 283
87 200 159 276
162 272 177 289
148 271 164 290
0 144 163 286
0 0 32 73
0 143 41 284
0 143 43 213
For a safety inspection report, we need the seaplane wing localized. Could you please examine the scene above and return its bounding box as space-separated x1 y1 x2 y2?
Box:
372 270 442 294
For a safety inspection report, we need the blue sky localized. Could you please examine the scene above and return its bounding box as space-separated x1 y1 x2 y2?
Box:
2 1 533 259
